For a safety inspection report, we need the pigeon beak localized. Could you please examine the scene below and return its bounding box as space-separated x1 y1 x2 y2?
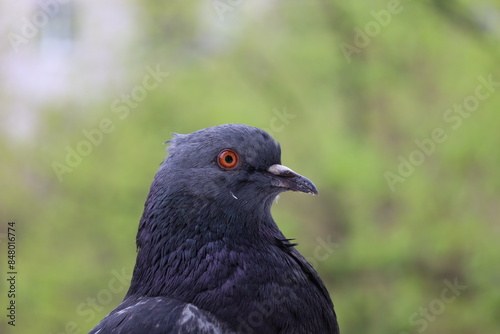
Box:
267 164 319 195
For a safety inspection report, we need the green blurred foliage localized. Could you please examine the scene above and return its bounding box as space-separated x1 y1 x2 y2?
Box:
1 0 500 333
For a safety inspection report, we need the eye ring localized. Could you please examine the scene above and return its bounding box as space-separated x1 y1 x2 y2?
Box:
217 149 240 170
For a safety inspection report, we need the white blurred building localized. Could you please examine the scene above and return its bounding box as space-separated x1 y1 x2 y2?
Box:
0 0 137 141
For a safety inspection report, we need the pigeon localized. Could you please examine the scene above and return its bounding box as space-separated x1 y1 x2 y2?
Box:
89 123 339 334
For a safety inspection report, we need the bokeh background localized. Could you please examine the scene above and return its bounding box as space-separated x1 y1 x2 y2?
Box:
1 1 500 333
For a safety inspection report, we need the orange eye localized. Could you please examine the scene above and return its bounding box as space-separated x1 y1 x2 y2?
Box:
218 149 239 170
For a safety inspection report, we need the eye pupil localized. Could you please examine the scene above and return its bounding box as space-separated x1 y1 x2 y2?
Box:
225 156 233 164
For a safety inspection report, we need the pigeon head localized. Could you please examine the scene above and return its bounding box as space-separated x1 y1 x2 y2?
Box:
156 123 317 211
